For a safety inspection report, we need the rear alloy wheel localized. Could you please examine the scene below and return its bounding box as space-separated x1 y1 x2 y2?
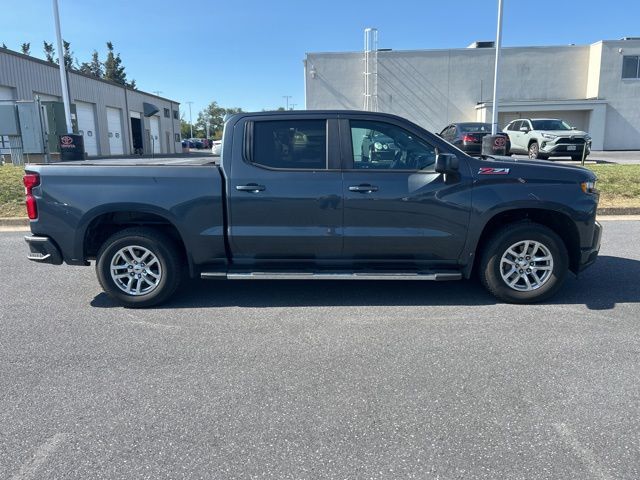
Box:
480 222 568 303
96 227 182 308
528 142 540 159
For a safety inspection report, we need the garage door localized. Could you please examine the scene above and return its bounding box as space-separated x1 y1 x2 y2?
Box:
149 116 161 154
106 107 124 155
75 101 98 156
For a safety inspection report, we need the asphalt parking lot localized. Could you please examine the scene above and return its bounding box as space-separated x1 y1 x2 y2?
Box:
1 220 639 479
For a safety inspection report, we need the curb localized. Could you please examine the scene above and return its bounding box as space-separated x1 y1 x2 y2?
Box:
0 217 29 227
597 207 640 216
2 208 640 228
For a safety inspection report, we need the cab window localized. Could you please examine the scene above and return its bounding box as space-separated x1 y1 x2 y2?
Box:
349 120 437 171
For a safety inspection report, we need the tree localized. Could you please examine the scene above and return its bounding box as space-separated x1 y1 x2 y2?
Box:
21 42 30 55
78 50 103 77
1 43 7 49
195 101 243 138
43 41 55 62
128 79 136 89
103 41 128 85
62 40 74 69
180 119 192 139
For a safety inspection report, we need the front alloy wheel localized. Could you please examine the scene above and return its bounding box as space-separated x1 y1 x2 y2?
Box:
499 240 554 291
480 222 568 303
528 142 540 159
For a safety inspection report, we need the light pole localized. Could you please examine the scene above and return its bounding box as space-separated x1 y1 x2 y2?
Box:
52 0 72 133
186 101 194 138
491 0 504 135
282 95 292 110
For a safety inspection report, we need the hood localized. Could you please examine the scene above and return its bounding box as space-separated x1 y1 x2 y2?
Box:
542 130 588 137
477 155 597 181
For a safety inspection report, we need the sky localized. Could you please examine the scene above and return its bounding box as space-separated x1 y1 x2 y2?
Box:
2 0 639 119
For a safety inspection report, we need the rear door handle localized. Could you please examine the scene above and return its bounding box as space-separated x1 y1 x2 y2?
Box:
349 184 379 193
236 183 265 193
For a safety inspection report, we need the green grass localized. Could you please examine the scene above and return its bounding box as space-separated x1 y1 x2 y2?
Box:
0 163 639 217
586 164 640 208
0 164 26 218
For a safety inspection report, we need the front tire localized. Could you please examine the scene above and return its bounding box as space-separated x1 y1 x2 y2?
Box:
480 222 568 303
528 142 540 159
96 227 183 308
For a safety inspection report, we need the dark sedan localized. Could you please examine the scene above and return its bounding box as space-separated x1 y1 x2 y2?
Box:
439 122 510 155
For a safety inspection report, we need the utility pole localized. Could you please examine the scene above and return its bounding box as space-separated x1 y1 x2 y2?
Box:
186 101 194 138
52 0 72 133
152 90 163 96
282 95 292 110
491 0 504 135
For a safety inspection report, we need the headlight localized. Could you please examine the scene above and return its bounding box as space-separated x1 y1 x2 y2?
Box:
374 142 383 151
585 135 592 143
581 180 597 194
541 133 557 140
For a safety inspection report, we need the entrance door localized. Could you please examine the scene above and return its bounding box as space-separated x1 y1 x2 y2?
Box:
75 101 98 156
149 116 161 154
106 107 124 155
227 116 343 264
341 117 471 263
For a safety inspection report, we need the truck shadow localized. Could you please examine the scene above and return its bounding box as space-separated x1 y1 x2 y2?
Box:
90 256 639 311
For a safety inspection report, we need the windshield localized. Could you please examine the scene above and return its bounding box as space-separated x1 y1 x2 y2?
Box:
458 123 491 133
531 119 572 131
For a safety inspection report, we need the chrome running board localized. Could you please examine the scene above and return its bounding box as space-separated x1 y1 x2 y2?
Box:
201 271 462 281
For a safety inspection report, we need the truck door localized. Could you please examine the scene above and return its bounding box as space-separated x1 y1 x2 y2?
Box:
227 115 343 264
340 117 472 264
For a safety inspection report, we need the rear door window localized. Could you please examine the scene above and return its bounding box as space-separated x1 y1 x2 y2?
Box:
251 120 326 169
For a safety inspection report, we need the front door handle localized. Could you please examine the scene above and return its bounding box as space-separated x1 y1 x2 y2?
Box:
236 183 265 193
349 184 379 193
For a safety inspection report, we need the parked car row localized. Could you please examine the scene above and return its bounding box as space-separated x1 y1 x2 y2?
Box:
439 118 591 161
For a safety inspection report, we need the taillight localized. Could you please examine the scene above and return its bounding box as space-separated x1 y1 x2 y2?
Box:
462 134 476 143
23 172 40 220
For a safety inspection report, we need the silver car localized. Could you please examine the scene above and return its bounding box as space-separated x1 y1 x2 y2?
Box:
503 118 591 160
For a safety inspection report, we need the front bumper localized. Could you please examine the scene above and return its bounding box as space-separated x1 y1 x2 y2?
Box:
24 235 63 265
578 221 602 272
541 142 591 156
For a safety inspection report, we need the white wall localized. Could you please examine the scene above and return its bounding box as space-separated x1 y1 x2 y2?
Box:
306 40 640 150
596 41 640 150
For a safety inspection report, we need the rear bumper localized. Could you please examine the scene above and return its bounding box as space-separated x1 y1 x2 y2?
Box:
578 221 602 272
24 235 63 265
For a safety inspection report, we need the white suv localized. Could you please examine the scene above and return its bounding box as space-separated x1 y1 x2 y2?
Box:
503 118 591 160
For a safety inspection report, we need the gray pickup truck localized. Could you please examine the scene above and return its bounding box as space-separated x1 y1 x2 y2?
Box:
24 111 601 307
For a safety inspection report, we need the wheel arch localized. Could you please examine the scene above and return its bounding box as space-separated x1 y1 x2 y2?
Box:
471 208 581 276
81 207 192 275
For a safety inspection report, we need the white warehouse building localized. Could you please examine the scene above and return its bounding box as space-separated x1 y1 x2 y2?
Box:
304 37 640 151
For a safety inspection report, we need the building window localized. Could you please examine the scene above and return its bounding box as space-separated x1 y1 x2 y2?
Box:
174 133 180 142
163 108 170 118
173 110 179 120
622 55 640 79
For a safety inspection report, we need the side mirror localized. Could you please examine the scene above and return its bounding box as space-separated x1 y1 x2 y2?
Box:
519 126 530 133
435 153 459 174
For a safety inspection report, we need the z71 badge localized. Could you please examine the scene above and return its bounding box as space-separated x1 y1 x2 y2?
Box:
478 167 510 175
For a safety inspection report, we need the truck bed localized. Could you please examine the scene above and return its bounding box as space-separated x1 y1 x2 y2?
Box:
45 156 219 166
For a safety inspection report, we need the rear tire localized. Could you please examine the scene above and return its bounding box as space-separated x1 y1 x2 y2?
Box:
480 222 568 303
96 227 183 308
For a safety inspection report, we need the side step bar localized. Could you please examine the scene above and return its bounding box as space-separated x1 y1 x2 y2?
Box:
201 271 462 281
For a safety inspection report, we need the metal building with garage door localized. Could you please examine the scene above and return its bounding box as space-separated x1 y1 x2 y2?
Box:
0 47 182 158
